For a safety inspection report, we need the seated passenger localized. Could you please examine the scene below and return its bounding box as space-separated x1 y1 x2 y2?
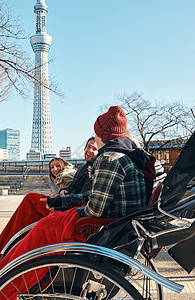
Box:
126 130 156 203
0 158 76 253
0 137 98 254
59 137 98 196
0 106 149 299
126 130 167 196
153 159 167 188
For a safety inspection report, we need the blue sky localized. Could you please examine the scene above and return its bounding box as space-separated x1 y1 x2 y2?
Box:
1 0 195 159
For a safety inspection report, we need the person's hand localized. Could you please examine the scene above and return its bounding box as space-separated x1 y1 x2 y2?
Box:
40 197 54 212
41 195 62 211
60 189 68 196
88 166 92 178
49 192 57 198
46 205 54 212
40 197 47 203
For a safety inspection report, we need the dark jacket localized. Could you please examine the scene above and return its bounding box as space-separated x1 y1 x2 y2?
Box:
98 137 156 202
63 160 94 194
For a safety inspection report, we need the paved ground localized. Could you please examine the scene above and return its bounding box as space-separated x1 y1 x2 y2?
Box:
0 194 194 299
155 248 195 299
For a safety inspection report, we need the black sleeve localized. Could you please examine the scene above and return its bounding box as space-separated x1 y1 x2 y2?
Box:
47 196 63 208
47 192 90 210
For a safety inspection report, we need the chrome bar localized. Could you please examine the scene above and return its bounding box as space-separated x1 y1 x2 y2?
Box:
131 183 193 241
0 243 184 293
157 201 192 227
156 184 192 226
1 222 38 255
131 219 192 239
18 293 86 299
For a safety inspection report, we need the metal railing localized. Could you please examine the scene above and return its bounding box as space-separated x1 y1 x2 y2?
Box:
0 159 85 173
15 168 30 193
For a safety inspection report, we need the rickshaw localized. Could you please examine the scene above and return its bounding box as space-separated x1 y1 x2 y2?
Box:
0 132 194 300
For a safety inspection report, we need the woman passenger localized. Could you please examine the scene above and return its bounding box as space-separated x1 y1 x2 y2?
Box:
0 158 76 253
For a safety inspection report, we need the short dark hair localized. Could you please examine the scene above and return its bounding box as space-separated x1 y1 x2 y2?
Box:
84 137 95 149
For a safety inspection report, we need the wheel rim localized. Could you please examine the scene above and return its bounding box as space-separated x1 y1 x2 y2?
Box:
125 253 164 300
0 256 143 300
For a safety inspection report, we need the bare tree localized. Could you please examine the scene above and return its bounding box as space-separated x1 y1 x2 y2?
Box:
115 92 194 152
0 1 62 102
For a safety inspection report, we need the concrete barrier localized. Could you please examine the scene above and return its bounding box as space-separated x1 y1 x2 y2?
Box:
0 186 10 196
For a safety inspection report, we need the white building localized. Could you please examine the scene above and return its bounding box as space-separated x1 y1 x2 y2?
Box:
59 147 72 160
0 148 10 161
26 149 42 161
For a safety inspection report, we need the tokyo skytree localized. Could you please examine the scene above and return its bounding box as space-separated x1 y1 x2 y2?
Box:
30 0 53 155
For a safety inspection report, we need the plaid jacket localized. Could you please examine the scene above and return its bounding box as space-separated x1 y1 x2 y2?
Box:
76 150 146 218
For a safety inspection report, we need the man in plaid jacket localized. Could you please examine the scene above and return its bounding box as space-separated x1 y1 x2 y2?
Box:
47 105 150 218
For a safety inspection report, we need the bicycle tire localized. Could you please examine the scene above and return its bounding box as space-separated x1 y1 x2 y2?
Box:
130 252 164 300
0 253 144 300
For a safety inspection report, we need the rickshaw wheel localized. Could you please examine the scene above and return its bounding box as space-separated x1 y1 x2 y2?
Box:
128 251 164 300
0 254 144 300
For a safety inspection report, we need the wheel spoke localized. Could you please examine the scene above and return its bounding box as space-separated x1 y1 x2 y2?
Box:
125 252 164 300
0 254 145 300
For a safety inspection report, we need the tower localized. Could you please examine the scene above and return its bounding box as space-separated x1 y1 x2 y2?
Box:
30 0 53 156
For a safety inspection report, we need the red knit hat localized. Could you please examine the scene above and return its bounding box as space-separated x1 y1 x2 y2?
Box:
94 106 127 142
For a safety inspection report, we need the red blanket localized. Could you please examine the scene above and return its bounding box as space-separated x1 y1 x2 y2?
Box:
0 207 83 299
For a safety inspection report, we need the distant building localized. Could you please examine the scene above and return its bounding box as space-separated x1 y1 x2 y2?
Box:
43 153 56 160
26 148 42 161
59 147 71 160
149 138 187 169
0 148 10 161
0 128 20 160
26 150 56 161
